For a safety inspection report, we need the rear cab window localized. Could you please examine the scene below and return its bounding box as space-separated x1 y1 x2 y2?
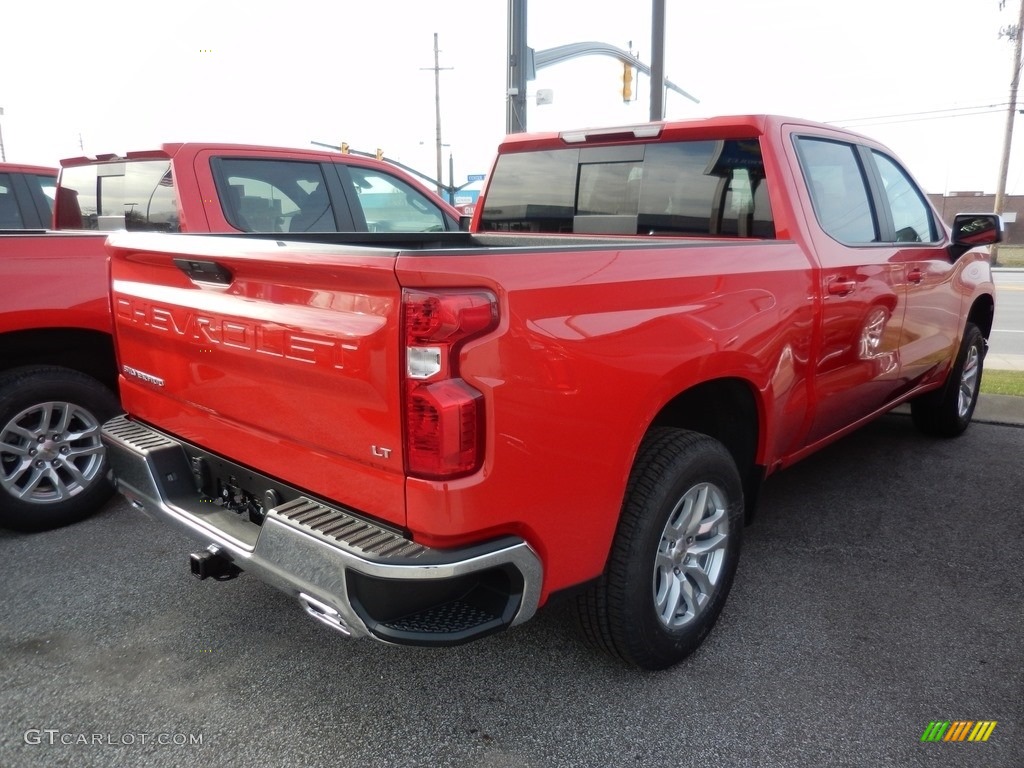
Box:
57 161 180 231
478 138 775 238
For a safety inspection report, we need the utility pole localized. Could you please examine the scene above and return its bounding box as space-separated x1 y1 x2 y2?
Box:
422 33 452 195
994 0 1024 265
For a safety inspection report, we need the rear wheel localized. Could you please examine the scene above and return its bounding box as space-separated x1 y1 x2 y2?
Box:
0 366 120 531
911 322 984 437
576 428 744 670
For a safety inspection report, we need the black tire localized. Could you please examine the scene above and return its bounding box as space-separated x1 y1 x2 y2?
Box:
576 428 744 670
0 366 121 531
910 323 984 437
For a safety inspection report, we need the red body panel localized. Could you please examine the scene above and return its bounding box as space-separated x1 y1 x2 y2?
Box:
398 239 816 593
0 232 112 335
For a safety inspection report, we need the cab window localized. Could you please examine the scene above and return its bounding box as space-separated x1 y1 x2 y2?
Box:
795 137 877 244
213 159 336 233
32 174 56 217
871 151 938 243
0 174 25 228
343 167 449 232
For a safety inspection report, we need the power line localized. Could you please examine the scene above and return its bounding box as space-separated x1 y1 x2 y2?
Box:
829 102 1011 126
833 109 1010 129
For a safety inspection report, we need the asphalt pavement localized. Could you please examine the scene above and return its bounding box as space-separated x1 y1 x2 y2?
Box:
1 410 1021 768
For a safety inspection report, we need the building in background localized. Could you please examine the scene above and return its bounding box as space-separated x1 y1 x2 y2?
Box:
928 192 1022 244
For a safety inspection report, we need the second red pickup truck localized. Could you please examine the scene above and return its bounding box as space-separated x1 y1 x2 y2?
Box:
100 116 999 669
0 143 461 531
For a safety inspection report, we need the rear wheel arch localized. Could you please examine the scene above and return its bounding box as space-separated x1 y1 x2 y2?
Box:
0 329 118 390
648 378 764 519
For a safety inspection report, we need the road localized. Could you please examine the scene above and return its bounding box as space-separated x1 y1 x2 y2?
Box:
1 413 1021 768
992 270 1024 359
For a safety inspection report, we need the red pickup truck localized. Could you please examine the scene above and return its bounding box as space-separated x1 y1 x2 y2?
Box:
99 116 999 669
0 144 461 531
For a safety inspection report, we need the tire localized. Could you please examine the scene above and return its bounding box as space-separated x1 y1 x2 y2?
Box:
910 323 984 437
576 428 744 670
0 366 121 531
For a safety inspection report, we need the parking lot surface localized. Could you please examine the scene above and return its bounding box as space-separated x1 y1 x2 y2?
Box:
1 413 1021 768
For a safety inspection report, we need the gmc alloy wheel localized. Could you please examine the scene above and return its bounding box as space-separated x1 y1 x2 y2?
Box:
0 366 120 530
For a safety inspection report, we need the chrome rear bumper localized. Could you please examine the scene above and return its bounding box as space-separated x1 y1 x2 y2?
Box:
101 415 542 646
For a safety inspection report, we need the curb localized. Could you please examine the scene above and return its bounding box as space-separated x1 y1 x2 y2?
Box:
892 394 1024 428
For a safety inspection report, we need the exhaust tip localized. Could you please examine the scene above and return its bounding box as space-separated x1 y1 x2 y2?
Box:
298 593 351 636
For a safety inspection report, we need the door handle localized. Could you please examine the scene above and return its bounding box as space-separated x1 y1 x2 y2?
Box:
907 268 924 284
827 278 856 296
174 258 233 285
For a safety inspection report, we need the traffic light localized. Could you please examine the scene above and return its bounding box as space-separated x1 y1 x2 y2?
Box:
622 62 633 103
376 148 384 161
340 142 350 154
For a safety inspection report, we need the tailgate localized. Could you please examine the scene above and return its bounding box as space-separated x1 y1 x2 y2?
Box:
106 233 406 527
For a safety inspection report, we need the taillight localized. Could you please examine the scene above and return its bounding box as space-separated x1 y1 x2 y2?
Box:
402 289 498 479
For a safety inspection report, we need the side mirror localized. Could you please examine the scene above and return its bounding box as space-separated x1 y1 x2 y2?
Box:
459 214 473 231
950 213 1002 260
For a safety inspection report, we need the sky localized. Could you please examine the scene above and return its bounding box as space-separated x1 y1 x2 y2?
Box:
1 0 1022 195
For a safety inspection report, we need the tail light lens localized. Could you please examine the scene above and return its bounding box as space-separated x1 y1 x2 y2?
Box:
402 289 498 479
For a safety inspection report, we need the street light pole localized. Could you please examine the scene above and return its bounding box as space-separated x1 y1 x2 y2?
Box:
650 0 666 121
507 0 528 133
448 152 454 205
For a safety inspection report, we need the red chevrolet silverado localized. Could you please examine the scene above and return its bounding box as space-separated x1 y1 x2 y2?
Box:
0 143 461 531
99 116 999 669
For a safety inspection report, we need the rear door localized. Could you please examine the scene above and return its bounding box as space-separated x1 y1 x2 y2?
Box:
792 134 907 445
107 233 408 526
